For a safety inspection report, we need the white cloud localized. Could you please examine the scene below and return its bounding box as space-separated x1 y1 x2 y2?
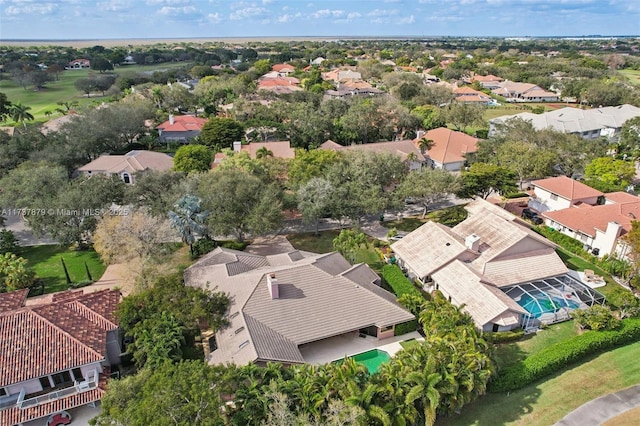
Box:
206 12 222 23
98 0 131 12
157 5 197 15
146 0 190 5
278 12 302 22
4 2 58 15
398 14 415 24
311 9 344 19
347 12 361 19
368 9 398 17
229 6 268 20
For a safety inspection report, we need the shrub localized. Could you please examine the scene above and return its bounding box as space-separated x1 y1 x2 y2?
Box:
395 319 419 336
536 226 590 257
484 328 525 343
191 238 217 258
0 229 19 255
382 265 423 299
571 305 621 331
219 240 250 251
489 318 640 392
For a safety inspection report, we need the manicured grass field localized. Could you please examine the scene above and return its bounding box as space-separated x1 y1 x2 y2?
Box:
21 245 106 293
438 339 640 426
619 69 640 87
493 321 577 369
0 62 192 124
554 247 619 299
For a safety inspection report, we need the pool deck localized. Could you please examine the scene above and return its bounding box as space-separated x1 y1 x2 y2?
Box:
299 331 424 365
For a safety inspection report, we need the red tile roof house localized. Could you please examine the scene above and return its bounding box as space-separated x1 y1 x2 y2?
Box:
0 289 121 426
452 86 494 104
76 150 174 184
156 114 208 144
417 127 479 172
541 191 640 258
528 176 604 213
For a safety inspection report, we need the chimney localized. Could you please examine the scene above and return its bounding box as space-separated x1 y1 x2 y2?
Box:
416 130 426 139
169 114 174 125
267 273 279 299
233 141 242 153
465 234 481 252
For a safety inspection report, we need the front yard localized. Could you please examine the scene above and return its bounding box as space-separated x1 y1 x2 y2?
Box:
21 245 106 293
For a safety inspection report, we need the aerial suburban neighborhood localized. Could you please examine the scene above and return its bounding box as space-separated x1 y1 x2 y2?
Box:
1 3 640 424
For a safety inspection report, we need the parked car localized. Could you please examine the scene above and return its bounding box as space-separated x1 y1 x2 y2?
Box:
521 208 543 224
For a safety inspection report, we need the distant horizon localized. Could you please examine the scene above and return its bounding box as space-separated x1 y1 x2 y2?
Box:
1 1 638 42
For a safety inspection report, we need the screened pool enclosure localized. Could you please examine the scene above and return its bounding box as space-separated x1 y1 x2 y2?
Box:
502 274 606 330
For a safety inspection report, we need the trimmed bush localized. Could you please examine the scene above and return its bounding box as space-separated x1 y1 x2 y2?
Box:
489 318 640 392
395 319 419 336
484 328 525 343
536 226 589 256
382 264 422 299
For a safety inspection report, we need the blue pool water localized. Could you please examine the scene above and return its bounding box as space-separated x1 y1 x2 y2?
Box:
517 292 580 318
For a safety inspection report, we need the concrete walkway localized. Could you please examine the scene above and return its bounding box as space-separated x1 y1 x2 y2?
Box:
555 385 640 426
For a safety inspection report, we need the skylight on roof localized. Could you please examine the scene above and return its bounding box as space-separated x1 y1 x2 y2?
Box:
239 340 249 349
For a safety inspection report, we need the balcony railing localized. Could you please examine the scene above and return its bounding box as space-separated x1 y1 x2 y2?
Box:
16 369 99 410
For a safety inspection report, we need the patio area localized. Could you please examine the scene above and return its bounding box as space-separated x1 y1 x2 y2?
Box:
299 331 423 365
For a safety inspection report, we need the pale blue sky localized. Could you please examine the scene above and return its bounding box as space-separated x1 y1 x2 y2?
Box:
0 0 638 40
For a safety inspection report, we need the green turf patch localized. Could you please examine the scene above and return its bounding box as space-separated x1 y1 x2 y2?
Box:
21 245 106 294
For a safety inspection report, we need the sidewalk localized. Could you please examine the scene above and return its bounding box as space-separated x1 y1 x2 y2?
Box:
555 385 640 426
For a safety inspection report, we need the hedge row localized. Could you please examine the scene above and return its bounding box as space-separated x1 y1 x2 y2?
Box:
395 319 419 336
484 328 525 343
489 318 640 392
382 264 423 298
536 226 589 256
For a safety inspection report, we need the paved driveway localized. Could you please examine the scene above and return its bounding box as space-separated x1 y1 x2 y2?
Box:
555 385 640 426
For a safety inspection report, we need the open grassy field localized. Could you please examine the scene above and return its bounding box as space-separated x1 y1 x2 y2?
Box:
483 102 571 121
21 245 106 293
619 69 640 87
0 62 191 124
438 339 640 426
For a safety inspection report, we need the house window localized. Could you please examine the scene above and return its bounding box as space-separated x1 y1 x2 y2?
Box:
379 325 393 332
0 388 6 396
72 368 83 382
492 324 500 332
122 172 131 184
51 371 72 387
550 194 558 201
39 377 52 390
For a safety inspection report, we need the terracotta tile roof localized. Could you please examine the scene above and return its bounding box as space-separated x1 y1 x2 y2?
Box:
472 74 503 83
0 289 120 388
532 176 604 201
455 94 492 103
605 191 639 204
272 64 295 72
542 202 640 237
453 86 487 96
420 127 479 165
340 80 373 90
0 373 106 426
0 289 28 313
241 141 296 159
258 77 300 87
156 115 207 132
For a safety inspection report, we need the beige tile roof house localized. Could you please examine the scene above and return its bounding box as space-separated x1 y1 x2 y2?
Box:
319 139 425 170
184 248 414 366
391 199 603 331
419 127 479 172
76 150 174 184
489 104 640 140
0 289 121 426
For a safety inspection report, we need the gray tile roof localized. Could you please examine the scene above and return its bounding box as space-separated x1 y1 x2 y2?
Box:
186 248 414 365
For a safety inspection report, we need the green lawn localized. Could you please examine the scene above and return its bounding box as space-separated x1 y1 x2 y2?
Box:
0 61 192 124
437 339 640 426
619 69 640 87
493 321 577 369
554 247 619 299
286 230 385 273
385 205 468 232
21 245 106 293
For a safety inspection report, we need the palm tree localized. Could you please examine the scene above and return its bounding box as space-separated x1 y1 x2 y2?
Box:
404 359 442 426
168 195 210 256
10 102 34 127
418 137 434 154
255 146 273 160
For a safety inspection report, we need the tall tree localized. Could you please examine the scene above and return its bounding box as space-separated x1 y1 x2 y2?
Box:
298 177 334 235
173 144 213 174
168 195 210 256
130 312 185 368
495 141 554 189
9 102 34 127
438 102 485 133
399 168 459 217
198 168 284 242
332 229 368 264
457 162 517 199
199 117 244 151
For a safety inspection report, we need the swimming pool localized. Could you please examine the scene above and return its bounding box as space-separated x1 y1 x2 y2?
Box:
517 292 580 318
336 349 391 374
